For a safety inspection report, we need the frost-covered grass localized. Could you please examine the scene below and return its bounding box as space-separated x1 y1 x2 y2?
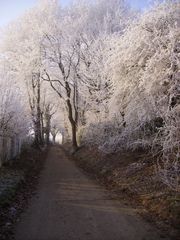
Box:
0 168 23 206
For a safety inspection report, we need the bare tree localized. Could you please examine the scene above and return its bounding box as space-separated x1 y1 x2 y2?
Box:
41 33 82 150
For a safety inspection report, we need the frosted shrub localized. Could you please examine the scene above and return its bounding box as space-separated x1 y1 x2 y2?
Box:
157 107 180 192
82 1 180 191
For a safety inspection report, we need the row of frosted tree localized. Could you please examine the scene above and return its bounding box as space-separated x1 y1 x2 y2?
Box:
0 0 179 191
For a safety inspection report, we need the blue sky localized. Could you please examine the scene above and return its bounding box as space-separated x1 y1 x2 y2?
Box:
0 0 150 27
128 0 150 10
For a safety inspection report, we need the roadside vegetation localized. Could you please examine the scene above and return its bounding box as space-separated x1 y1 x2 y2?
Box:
0 147 47 240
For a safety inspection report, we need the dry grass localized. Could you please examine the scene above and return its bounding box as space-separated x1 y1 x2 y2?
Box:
72 146 180 239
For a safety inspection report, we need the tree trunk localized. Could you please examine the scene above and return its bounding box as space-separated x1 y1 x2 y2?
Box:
61 133 64 145
71 121 77 150
66 99 78 150
53 135 56 144
40 112 45 144
32 75 43 148
46 126 50 145
34 120 42 147
45 105 51 145
36 76 43 145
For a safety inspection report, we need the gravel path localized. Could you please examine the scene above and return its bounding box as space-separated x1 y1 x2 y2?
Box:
14 146 168 240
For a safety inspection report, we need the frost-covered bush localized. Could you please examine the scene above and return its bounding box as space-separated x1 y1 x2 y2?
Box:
82 1 180 191
83 1 179 145
157 106 180 192
82 116 123 150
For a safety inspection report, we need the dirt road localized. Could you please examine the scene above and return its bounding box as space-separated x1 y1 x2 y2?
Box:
14 147 168 240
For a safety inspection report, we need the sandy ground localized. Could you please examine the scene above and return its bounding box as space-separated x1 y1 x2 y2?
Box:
14 146 168 240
